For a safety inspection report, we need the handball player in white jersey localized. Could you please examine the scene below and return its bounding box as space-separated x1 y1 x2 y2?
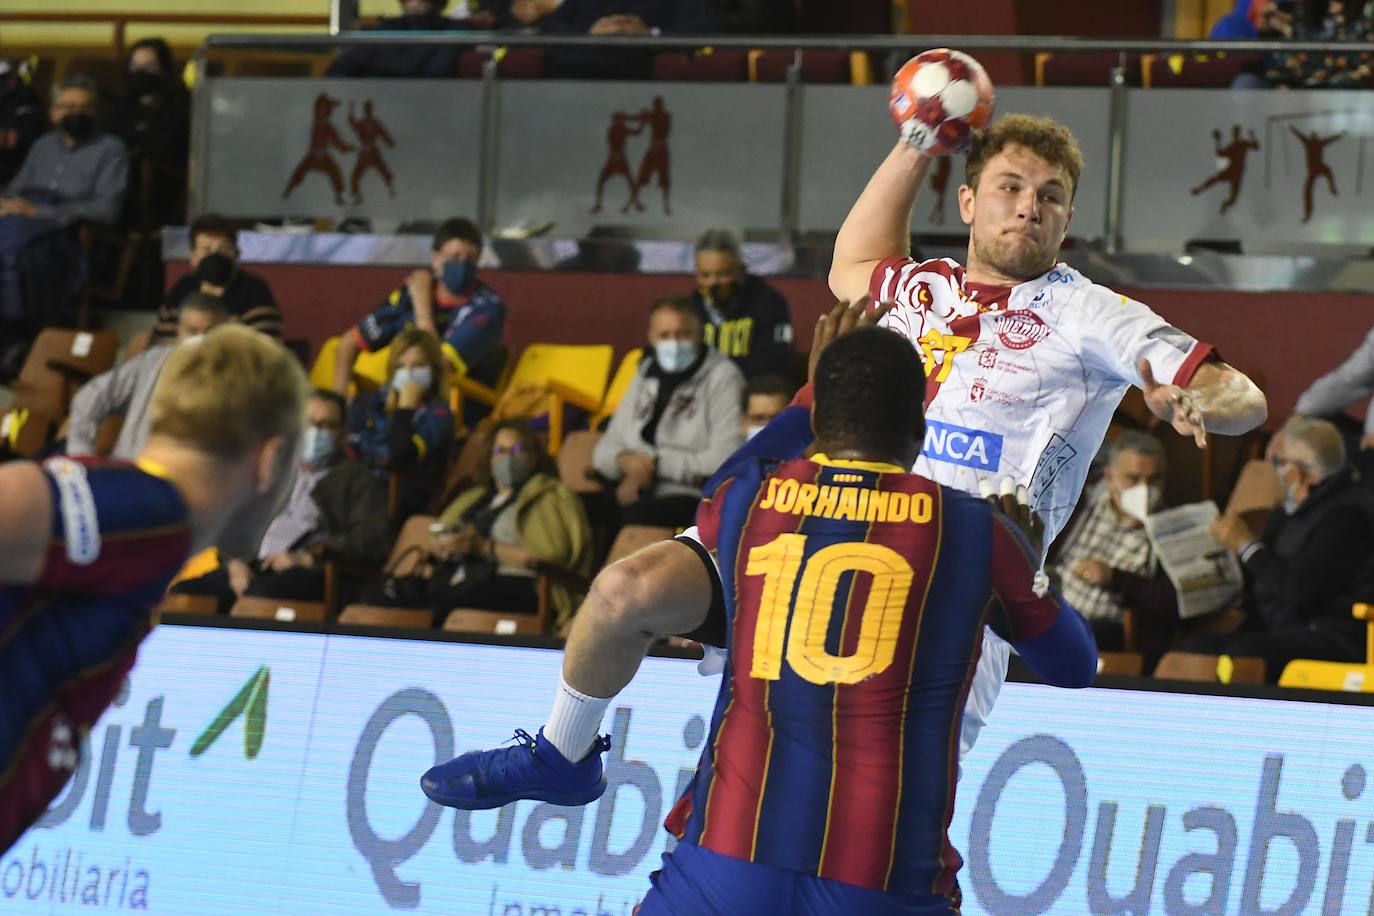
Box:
420 112 1269 813
826 112 1267 762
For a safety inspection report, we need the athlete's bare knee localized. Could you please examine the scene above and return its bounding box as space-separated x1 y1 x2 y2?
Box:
585 553 659 634
586 542 705 638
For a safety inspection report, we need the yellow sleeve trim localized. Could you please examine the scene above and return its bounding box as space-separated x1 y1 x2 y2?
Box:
411 434 428 460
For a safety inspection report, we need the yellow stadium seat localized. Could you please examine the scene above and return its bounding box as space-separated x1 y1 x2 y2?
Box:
474 344 614 454
309 335 390 396
1279 603 1374 692
591 348 643 430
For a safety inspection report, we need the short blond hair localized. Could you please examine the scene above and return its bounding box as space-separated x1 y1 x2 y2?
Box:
150 325 309 458
966 114 1085 200
387 327 450 398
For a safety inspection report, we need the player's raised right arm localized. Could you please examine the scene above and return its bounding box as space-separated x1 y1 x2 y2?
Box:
0 462 52 585
829 143 931 303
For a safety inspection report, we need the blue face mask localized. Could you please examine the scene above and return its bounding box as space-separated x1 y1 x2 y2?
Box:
392 366 434 394
302 425 337 467
654 339 698 374
440 259 475 295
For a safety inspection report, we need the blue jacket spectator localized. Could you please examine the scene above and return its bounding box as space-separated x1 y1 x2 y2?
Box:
1209 0 1262 38
334 217 506 400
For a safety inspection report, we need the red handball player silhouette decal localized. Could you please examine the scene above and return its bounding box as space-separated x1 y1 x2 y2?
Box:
633 96 673 216
283 93 354 205
591 97 674 216
591 111 645 214
347 100 397 204
1290 126 1344 223
1190 125 1259 215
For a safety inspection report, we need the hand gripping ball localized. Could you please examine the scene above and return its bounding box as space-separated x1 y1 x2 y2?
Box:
889 48 995 155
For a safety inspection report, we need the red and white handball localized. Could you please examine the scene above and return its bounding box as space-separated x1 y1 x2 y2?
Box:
888 48 995 155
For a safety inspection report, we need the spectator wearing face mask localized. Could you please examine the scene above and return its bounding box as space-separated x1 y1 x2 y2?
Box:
347 327 456 518
1198 416 1374 680
1049 431 1179 664
109 37 190 227
592 295 744 530
428 419 594 629
170 389 391 613
739 374 795 442
0 75 127 227
333 217 506 402
67 293 228 461
0 75 126 346
689 229 795 381
151 213 281 342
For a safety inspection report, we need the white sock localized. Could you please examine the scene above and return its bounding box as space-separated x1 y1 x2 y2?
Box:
543 677 612 762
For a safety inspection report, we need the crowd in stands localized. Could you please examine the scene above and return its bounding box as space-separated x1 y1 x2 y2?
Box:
3 3 1374 688
1212 0 1374 87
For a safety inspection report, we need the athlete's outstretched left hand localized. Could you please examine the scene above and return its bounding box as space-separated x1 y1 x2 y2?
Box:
1139 358 1207 448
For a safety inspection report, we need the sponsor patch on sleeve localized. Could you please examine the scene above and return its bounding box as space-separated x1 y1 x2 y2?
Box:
43 457 102 566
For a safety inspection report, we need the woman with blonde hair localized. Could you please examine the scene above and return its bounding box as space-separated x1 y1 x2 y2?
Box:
347 326 455 517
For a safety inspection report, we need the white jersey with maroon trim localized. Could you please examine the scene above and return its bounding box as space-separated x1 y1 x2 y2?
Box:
871 256 1214 547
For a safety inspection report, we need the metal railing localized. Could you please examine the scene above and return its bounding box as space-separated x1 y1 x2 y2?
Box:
191 30 1374 252
0 12 330 59
206 30 1374 56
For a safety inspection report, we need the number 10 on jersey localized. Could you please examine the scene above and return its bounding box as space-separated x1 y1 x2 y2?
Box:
744 534 916 686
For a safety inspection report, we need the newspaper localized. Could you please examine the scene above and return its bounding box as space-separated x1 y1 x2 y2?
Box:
1141 502 1243 620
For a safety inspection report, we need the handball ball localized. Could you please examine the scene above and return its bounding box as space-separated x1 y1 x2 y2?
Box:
889 49 995 155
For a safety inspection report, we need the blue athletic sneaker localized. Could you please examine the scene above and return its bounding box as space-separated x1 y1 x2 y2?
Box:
420 727 612 810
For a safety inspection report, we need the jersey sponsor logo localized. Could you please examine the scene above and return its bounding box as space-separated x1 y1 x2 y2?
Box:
993 311 1052 351
43 457 101 566
977 348 999 369
922 420 1003 471
970 378 987 402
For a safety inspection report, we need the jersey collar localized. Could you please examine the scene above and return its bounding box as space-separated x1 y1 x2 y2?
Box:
812 452 905 474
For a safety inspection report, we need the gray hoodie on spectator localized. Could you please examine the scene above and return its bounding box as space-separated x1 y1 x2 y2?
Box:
593 347 745 498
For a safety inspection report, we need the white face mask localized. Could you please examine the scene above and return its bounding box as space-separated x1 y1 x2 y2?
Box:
302 425 337 467
654 340 698 374
1117 482 1163 523
391 365 434 394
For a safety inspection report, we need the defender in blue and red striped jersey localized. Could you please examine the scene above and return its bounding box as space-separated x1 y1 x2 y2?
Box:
640 328 1096 915
0 326 308 855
